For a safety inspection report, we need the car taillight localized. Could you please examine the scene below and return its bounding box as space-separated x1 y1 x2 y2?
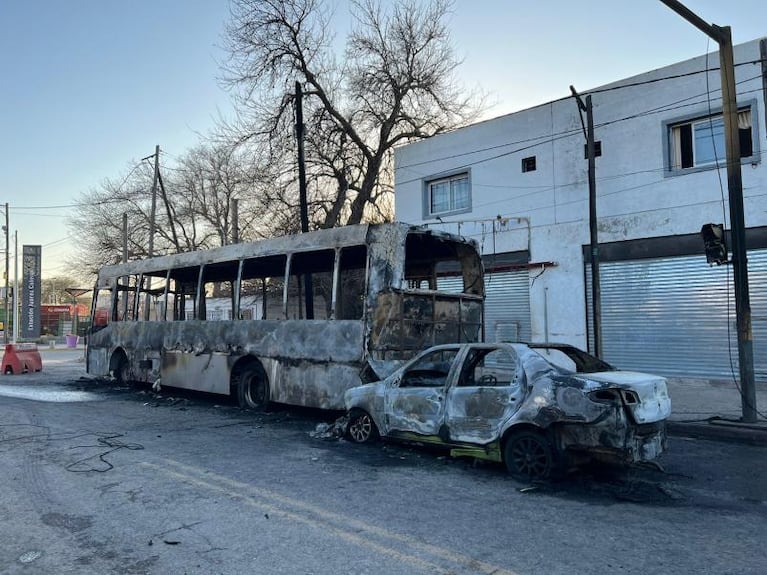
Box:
620 390 640 405
588 389 622 404
589 388 640 406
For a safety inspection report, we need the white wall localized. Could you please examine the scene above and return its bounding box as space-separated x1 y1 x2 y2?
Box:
394 38 767 348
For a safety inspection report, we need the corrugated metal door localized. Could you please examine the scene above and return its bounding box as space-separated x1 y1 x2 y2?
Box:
484 271 531 343
586 249 767 381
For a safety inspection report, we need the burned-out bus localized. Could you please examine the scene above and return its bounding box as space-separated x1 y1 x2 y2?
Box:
86 223 484 410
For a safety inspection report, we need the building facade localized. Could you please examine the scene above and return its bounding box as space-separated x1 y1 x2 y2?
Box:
394 38 767 381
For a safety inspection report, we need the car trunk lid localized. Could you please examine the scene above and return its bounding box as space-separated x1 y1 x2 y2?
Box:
583 371 672 424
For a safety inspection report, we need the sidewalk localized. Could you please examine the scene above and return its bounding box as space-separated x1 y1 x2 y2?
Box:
666 376 767 446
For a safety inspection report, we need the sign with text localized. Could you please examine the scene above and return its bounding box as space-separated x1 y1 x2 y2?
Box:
21 245 42 339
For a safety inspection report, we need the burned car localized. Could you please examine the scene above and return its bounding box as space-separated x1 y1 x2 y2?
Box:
344 343 671 480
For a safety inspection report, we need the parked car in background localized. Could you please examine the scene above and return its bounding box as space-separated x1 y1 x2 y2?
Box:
344 342 671 480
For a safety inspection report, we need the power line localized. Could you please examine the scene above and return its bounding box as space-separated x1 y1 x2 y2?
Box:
11 197 131 211
588 57 764 95
448 189 767 241
447 146 765 218
395 73 763 177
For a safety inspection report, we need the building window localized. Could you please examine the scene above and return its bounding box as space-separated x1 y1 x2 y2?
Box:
583 141 602 159
521 156 536 172
669 108 753 170
425 173 470 217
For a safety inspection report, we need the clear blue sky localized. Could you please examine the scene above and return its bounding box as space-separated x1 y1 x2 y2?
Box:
0 0 765 277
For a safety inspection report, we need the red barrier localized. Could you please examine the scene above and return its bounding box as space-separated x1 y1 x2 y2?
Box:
2 343 43 375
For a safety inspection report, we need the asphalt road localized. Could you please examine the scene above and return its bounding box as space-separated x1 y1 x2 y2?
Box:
1 357 766 574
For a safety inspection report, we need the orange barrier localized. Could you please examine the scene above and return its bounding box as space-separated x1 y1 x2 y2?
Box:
2 343 43 375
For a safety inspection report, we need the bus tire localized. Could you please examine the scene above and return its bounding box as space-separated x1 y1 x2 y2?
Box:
237 366 269 410
113 354 130 386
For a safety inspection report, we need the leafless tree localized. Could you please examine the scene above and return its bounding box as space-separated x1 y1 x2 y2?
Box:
68 162 157 276
67 0 481 276
222 0 482 230
171 143 267 246
67 143 273 275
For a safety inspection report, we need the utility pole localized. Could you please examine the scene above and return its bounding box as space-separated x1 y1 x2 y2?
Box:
122 213 128 263
13 230 18 343
295 81 314 319
147 145 160 258
4 203 8 345
231 198 239 244
659 0 756 422
143 146 160 321
570 87 602 358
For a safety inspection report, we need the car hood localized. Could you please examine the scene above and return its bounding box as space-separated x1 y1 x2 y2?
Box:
362 358 405 382
577 371 672 424
344 381 384 410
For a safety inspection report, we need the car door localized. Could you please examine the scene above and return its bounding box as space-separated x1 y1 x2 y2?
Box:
384 347 461 437
444 345 526 444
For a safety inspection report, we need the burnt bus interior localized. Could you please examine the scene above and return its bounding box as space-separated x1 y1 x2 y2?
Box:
368 231 485 360
106 245 369 324
99 229 483 330
404 233 483 294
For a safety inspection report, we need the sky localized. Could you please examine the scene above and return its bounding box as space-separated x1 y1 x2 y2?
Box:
1 0 765 279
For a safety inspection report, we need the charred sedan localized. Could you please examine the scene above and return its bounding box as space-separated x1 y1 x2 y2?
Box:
345 343 671 480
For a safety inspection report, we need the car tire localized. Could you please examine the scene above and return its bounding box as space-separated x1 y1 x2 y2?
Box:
503 430 556 481
237 366 269 410
347 409 379 444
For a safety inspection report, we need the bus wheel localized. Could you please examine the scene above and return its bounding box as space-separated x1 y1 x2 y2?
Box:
347 409 379 444
113 355 130 386
238 367 269 410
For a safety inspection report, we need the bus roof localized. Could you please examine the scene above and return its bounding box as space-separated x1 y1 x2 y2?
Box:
96 222 477 284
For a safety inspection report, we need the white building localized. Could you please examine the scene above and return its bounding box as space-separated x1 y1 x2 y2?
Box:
394 37 767 381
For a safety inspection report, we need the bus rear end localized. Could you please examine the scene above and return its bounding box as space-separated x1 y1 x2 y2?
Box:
366 225 484 361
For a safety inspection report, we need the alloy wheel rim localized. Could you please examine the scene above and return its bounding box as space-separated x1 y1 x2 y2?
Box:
512 437 549 477
350 415 372 442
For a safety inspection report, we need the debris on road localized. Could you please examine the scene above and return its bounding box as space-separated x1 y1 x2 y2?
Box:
310 415 349 440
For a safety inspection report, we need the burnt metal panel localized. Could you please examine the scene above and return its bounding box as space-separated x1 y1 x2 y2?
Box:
87 319 367 409
586 248 767 381
162 352 231 395
368 291 483 359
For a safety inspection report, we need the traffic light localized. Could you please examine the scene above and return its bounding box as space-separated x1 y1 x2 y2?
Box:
700 223 728 265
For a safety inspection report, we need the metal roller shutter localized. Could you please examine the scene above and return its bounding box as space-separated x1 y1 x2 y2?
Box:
586 249 767 381
484 271 531 343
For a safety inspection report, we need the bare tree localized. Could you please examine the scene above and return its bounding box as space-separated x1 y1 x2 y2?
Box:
172 143 268 246
67 0 481 276
68 163 157 276
67 143 273 275
222 0 482 230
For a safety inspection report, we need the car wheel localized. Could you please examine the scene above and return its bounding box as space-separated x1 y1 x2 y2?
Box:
237 366 269 410
347 409 379 444
504 430 555 481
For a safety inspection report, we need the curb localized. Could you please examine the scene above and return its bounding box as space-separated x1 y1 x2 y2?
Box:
667 420 767 447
